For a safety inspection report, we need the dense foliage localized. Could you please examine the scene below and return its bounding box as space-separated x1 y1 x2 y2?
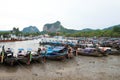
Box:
47 25 120 37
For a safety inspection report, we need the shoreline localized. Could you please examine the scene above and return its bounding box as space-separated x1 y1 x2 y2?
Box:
0 39 24 42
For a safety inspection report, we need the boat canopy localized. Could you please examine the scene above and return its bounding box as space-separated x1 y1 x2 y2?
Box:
18 48 24 51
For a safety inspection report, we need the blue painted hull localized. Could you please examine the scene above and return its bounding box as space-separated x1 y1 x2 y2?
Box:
45 50 67 60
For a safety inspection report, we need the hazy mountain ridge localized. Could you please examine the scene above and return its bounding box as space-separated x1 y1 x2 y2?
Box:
0 23 120 33
22 26 40 33
43 21 120 33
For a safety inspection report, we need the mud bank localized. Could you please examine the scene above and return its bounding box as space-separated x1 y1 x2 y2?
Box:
0 55 120 80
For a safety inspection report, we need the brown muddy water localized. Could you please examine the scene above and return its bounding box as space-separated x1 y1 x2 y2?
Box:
0 39 120 80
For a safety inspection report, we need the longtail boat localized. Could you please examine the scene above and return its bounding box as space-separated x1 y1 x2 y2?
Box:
17 48 32 65
44 45 67 60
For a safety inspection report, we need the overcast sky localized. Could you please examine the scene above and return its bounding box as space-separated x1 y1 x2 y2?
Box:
0 0 120 31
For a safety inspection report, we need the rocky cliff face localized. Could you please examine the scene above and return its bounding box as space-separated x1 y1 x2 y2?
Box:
43 21 63 32
22 26 40 33
43 21 79 33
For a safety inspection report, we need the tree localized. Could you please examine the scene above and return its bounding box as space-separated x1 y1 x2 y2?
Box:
113 26 120 33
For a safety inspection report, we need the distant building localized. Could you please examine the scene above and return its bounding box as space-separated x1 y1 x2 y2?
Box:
10 34 17 39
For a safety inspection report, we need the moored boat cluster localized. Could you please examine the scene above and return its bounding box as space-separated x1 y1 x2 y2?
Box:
0 37 120 66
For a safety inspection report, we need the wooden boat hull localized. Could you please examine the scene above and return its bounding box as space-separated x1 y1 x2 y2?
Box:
78 51 103 57
17 56 29 64
108 49 120 55
4 57 17 66
17 53 31 65
32 55 43 63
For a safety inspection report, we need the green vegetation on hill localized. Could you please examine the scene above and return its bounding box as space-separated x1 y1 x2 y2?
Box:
43 21 120 37
47 24 120 37
0 23 120 37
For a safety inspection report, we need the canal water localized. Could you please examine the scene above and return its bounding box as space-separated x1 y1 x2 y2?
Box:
0 39 41 56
